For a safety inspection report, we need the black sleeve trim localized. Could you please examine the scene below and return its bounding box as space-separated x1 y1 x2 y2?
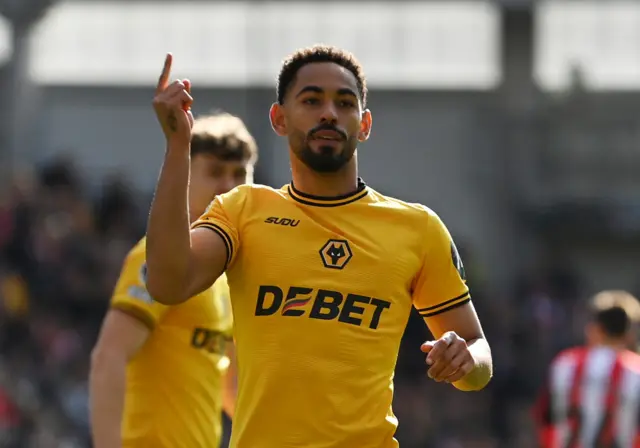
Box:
416 291 469 313
417 294 471 318
193 222 233 269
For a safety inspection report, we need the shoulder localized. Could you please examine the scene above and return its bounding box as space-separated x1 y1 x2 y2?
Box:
112 238 154 303
119 238 147 284
367 188 442 226
221 183 282 199
550 346 586 368
620 350 640 375
121 237 147 272
214 183 285 209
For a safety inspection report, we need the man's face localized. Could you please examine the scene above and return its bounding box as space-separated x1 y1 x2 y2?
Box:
271 62 372 173
189 153 252 220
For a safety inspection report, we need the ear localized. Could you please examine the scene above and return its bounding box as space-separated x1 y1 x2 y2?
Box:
585 321 599 345
358 109 372 142
269 103 287 137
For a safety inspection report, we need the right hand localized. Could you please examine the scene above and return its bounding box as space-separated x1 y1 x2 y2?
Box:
152 53 194 146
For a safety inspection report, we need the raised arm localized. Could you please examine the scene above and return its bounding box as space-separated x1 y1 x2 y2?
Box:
145 54 228 304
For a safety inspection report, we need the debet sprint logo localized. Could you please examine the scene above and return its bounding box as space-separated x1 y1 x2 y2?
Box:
255 285 391 329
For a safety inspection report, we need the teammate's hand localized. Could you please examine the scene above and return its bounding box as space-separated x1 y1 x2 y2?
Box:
420 331 475 384
152 53 194 146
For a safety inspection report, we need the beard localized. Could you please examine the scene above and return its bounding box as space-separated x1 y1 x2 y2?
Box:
293 123 357 173
297 140 356 173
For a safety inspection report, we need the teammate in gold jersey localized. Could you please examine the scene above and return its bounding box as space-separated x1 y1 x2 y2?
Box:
146 47 493 447
89 112 258 447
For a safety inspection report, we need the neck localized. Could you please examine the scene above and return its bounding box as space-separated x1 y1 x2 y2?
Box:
290 152 359 197
592 338 628 351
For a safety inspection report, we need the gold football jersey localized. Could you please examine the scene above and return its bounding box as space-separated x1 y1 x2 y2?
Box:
193 180 470 448
111 237 233 447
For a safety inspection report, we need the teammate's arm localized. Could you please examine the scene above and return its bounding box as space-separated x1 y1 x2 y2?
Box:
412 210 492 392
89 310 150 448
145 54 228 304
222 340 238 419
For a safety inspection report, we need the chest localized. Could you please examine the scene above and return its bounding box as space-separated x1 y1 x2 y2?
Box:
228 204 422 328
248 206 418 274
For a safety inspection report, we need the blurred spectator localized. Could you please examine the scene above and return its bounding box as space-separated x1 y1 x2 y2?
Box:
0 157 143 447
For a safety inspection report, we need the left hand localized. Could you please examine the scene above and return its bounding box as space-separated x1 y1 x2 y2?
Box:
421 331 475 383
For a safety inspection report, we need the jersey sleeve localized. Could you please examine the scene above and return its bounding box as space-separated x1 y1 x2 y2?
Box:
191 188 243 270
110 245 168 329
411 209 470 319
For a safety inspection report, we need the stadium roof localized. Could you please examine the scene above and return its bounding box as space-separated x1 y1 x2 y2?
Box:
5 0 640 91
1 0 502 89
534 1 640 91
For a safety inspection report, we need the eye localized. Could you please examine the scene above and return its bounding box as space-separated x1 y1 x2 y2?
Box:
303 97 319 105
339 100 356 108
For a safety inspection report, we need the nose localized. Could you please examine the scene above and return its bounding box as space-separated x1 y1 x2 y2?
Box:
319 103 338 124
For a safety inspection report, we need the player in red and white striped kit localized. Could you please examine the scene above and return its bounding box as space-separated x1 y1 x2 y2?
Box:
535 290 640 448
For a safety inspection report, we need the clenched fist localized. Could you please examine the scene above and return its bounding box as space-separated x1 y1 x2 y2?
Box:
152 53 194 147
421 331 476 384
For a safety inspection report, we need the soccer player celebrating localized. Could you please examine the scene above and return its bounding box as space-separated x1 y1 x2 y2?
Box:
535 290 640 448
89 112 258 447
146 47 493 447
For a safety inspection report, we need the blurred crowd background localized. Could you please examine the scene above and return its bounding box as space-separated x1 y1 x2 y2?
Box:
2 1 640 447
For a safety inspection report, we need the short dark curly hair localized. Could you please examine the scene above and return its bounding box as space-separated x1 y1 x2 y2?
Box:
590 290 640 337
276 44 368 107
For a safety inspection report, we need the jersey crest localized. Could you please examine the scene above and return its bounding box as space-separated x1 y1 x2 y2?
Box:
319 239 353 269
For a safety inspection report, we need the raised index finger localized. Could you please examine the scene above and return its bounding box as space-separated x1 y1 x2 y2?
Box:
156 53 173 95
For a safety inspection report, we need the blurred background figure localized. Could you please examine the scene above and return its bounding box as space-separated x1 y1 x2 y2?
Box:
1 0 640 447
89 112 257 448
534 290 640 448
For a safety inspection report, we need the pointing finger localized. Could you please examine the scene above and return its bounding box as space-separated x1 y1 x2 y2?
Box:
156 53 173 95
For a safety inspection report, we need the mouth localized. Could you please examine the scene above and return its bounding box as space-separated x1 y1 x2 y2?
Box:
310 130 344 141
